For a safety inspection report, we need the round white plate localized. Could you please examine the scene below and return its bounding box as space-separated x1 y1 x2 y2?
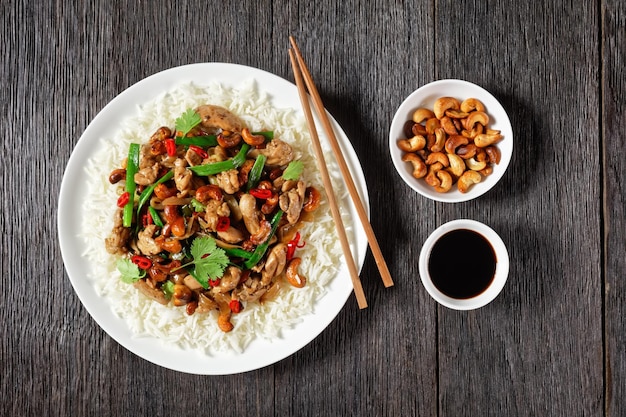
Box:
58 63 369 375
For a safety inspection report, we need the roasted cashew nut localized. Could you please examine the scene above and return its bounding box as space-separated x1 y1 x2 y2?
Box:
460 98 486 113
434 170 453 193
447 153 465 177
425 162 444 188
465 157 487 171
412 108 435 124
444 135 469 155
474 131 503 147
457 170 482 193
425 151 450 167
433 97 461 119
402 153 427 178
397 135 426 152
463 111 490 131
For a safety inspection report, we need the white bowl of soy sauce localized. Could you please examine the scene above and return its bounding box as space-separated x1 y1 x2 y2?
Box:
418 219 509 310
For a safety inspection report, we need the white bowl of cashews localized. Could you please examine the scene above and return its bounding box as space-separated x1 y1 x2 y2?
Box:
389 79 513 203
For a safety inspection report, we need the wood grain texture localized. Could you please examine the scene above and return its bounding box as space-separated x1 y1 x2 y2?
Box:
1 0 618 415
602 1 626 416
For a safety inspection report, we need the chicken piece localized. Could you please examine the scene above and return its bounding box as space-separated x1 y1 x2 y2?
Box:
203 200 231 231
239 194 262 235
184 147 204 166
216 226 245 244
195 292 219 314
235 275 268 303
195 104 246 133
211 266 242 294
261 243 287 286
279 180 306 224
134 163 160 186
137 224 162 255
174 158 192 192
215 169 240 194
133 279 168 305
105 209 131 255
249 139 294 167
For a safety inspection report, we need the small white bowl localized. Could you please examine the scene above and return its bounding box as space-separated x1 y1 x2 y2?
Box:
418 219 509 310
389 79 513 203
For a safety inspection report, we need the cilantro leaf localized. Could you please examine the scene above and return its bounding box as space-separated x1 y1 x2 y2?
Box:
282 160 304 180
190 198 205 213
175 108 202 137
177 236 229 289
117 258 145 284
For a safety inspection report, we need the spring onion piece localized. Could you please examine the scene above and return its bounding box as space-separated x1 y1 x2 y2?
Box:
243 210 283 269
136 170 174 216
254 131 274 141
175 135 218 147
189 143 251 176
123 143 140 228
222 247 254 260
148 206 164 227
247 154 266 191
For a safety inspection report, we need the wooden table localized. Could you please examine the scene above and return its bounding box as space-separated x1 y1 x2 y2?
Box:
4 1 624 415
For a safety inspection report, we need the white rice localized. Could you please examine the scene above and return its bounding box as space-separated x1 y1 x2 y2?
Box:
81 79 353 354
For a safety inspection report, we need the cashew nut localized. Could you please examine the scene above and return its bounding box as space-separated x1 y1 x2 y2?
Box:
456 144 478 160
425 152 450 167
425 117 441 134
397 135 426 152
463 111 490 131
474 131 503 147
444 135 469 155
457 170 482 193
440 116 459 135
433 97 460 119
425 162 444 187
485 146 501 164
447 153 465 177
434 170 453 193
412 108 435 124
402 153 427 178
465 157 487 171
431 127 446 152
445 109 470 119
460 98 485 113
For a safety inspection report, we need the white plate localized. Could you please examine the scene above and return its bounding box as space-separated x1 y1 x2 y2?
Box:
57 63 369 375
389 79 513 203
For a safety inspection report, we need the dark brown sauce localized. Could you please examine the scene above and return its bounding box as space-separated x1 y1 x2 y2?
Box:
428 229 496 299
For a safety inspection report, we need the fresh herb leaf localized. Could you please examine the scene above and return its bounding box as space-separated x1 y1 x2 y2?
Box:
116 258 145 284
174 236 229 289
162 281 175 300
282 160 304 180
175 108 202 137
190 198 205 213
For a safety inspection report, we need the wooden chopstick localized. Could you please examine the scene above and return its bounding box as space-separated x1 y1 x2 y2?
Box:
289 36 395 288
288 48 368 309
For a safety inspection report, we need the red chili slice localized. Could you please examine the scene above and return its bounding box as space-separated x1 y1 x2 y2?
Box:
216 216 230 232
117 192 130 208
131 255 152 270
249 188 273 199
164 138 176 156
209 278 221 287
229 299 242 313
189 145 208 159
286 232 306 261
142 212 153 227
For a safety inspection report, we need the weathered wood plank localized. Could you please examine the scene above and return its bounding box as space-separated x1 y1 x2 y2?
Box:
434 1 603 415
602 1 626 416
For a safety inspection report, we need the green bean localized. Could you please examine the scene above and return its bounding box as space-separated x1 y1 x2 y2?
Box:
246 154 266 191
122 143 140 228
243 210 283 270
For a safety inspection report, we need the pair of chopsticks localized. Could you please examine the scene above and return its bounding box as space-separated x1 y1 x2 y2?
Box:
288 36 394 309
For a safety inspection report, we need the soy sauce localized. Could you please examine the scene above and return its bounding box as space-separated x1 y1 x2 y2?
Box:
428 229 496 299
